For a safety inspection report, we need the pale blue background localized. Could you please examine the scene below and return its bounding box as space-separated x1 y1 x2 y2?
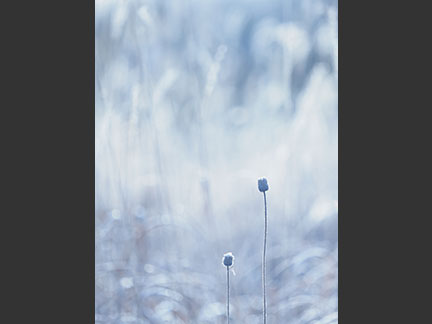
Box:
96 0 338 323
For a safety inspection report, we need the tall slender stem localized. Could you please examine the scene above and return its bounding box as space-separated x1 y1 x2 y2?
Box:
227 266 230 324
262 191 267 324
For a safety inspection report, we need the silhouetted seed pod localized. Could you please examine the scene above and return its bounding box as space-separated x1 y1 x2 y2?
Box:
258 178 269 192
222 252 234 268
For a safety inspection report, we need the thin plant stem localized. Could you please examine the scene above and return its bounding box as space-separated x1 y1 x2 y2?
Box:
262 191 267 324
227 266 230 324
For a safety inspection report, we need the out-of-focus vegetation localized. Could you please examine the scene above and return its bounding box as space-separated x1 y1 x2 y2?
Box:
95 0 338 323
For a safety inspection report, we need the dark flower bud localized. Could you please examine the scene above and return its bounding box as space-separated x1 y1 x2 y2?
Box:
258 178 269 192
222 252 234 268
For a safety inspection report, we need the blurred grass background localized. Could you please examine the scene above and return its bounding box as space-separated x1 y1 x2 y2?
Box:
95 0 338 323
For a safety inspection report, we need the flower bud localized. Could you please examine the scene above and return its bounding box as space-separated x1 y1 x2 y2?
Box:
222 252 234 268
258 178 269 192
